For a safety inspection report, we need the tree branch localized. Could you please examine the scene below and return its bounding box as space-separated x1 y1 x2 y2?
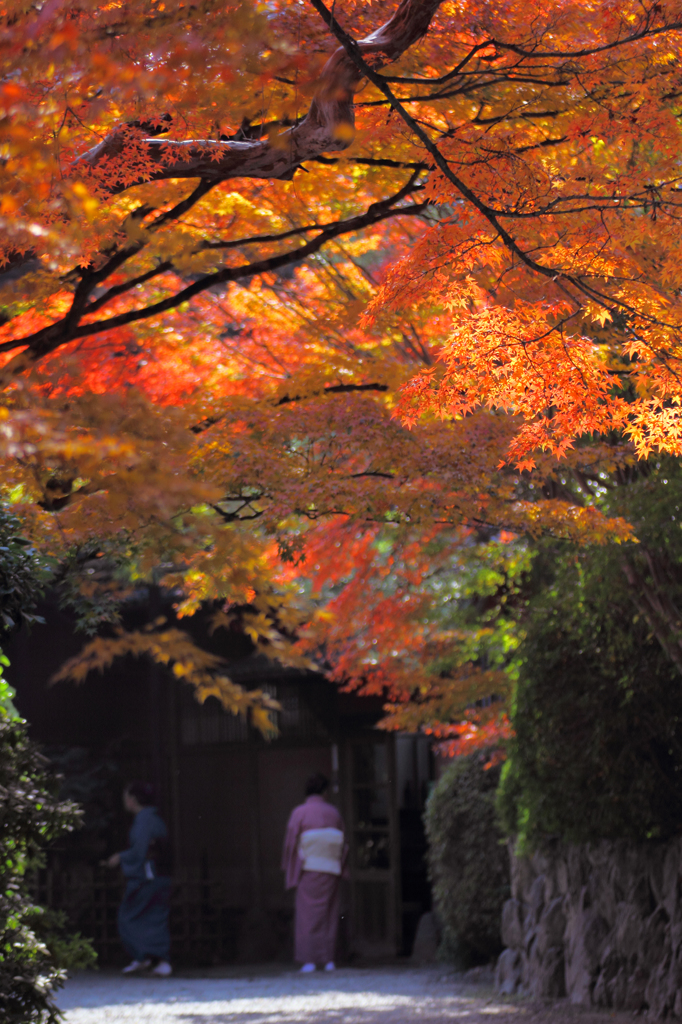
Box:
75 0 445 192
307 0 563 285
307 0 676 324
276 382 389 406
191 383 391 434
0 182 427 365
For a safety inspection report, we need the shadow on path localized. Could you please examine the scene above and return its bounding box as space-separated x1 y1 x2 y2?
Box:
57 966 520 1024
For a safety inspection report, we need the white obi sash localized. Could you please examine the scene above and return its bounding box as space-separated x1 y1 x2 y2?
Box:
298 827 344 875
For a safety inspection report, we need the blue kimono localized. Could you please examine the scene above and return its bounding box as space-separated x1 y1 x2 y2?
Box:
118 806 172 962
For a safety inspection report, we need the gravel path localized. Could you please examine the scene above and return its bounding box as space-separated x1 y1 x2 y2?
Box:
56 966 634 1024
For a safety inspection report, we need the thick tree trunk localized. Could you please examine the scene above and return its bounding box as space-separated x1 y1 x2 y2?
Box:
75 0 444 190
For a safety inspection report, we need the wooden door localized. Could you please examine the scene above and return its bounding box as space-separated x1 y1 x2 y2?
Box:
343 734 400 958
258 745 333 910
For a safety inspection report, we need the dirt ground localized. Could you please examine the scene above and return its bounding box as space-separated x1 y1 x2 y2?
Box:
56 965 638 1024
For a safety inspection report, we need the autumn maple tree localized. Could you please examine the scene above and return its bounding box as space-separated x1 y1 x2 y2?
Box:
0 0 681 739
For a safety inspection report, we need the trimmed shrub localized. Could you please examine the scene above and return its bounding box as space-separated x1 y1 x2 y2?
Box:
425 752 509 966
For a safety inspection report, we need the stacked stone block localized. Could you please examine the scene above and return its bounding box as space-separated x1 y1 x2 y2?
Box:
496 839 682 1017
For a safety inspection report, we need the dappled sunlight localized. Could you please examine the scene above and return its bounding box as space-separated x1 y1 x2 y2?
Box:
58 968 522 1024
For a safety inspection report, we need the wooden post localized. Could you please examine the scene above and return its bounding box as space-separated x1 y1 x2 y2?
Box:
247 726 263 910
148 584 163 804
167 678 182 871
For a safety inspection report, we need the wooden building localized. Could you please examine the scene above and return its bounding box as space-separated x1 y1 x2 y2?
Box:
7 590 433 965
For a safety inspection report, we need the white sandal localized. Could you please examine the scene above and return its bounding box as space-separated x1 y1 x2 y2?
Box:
122 959 151 974
152 961 172 977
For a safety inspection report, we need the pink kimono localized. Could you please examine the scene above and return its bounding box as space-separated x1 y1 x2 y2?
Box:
282 794 346 965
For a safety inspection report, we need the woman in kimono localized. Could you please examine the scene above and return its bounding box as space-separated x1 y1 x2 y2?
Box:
102 781 173 977
282 772 346 973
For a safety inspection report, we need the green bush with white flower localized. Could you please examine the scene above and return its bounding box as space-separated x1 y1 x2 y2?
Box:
0 505 95 1021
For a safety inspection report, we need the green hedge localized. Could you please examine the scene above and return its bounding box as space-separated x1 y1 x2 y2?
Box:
425 752 510 966
497 529 682 850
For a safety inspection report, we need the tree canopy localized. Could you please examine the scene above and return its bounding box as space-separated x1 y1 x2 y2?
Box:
1 0 682 736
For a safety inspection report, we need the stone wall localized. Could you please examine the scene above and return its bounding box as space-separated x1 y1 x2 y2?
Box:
495 839 682 1017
